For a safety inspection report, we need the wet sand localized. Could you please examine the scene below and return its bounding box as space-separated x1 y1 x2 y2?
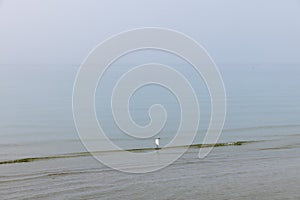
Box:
0 134 299 200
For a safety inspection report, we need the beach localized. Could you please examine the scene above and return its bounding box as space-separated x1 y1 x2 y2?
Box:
1 130 299 200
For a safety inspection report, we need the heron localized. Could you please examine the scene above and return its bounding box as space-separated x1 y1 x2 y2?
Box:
155 137 160 149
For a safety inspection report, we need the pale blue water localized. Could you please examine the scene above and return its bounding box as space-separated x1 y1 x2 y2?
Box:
0 63 300 199
1 64 300 139
0 64 300 154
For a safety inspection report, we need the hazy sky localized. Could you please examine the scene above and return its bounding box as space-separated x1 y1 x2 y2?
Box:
0 0 300 65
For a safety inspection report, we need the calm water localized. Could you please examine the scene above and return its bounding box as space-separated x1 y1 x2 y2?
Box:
0 64 300 199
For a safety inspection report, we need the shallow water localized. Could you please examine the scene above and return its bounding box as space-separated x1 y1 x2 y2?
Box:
0 132 299 200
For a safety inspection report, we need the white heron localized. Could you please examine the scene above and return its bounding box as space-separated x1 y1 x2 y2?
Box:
155 137 160 149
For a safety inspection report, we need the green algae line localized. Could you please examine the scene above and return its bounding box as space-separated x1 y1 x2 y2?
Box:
0 141 254 165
